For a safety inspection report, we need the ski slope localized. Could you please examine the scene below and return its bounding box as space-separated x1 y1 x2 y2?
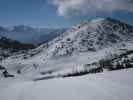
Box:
0 69 133 100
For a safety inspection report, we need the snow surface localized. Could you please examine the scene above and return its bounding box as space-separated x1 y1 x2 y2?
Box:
0 69 133 100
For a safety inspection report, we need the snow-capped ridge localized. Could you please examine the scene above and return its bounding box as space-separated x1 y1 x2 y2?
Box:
90 18 105 23
46 17 133 57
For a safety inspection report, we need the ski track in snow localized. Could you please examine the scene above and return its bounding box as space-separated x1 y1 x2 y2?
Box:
0 69 133 100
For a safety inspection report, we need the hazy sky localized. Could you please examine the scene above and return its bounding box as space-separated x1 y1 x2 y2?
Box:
0 0 133 28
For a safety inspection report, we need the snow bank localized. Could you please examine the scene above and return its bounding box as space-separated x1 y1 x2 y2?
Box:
0 69 133 100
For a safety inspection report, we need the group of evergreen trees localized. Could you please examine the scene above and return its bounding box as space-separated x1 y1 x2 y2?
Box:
62 51 133 78
98 55 133 71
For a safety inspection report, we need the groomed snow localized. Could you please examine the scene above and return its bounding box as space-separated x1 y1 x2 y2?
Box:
0 69 133 100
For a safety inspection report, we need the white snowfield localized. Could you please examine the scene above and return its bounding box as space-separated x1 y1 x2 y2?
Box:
0 69 133 100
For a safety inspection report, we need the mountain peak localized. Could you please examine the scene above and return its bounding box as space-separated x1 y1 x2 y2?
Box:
73 17 117 30
0 26 9 32
46 18 133 57
12 25 36 32
90 18 105 23
90 17 119 22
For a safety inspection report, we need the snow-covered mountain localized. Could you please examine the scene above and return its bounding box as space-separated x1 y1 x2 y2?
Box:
47 17 133 57
12 25 36 32
0 26 9 32
1 17 133 79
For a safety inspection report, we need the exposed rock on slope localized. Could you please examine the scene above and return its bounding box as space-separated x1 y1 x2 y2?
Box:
46 17 133 57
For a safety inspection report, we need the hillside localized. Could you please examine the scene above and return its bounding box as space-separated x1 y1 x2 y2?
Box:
1 18 133 79
47 18 133 57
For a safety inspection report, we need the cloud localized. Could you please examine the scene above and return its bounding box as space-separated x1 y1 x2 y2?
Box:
53 0 133 17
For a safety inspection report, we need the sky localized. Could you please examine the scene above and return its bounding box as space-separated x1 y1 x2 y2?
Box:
0 0 133 28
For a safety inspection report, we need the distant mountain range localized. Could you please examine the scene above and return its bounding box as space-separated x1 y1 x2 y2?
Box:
0 25 67 45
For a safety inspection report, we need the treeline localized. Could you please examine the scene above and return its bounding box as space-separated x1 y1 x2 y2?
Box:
62 50 133 78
